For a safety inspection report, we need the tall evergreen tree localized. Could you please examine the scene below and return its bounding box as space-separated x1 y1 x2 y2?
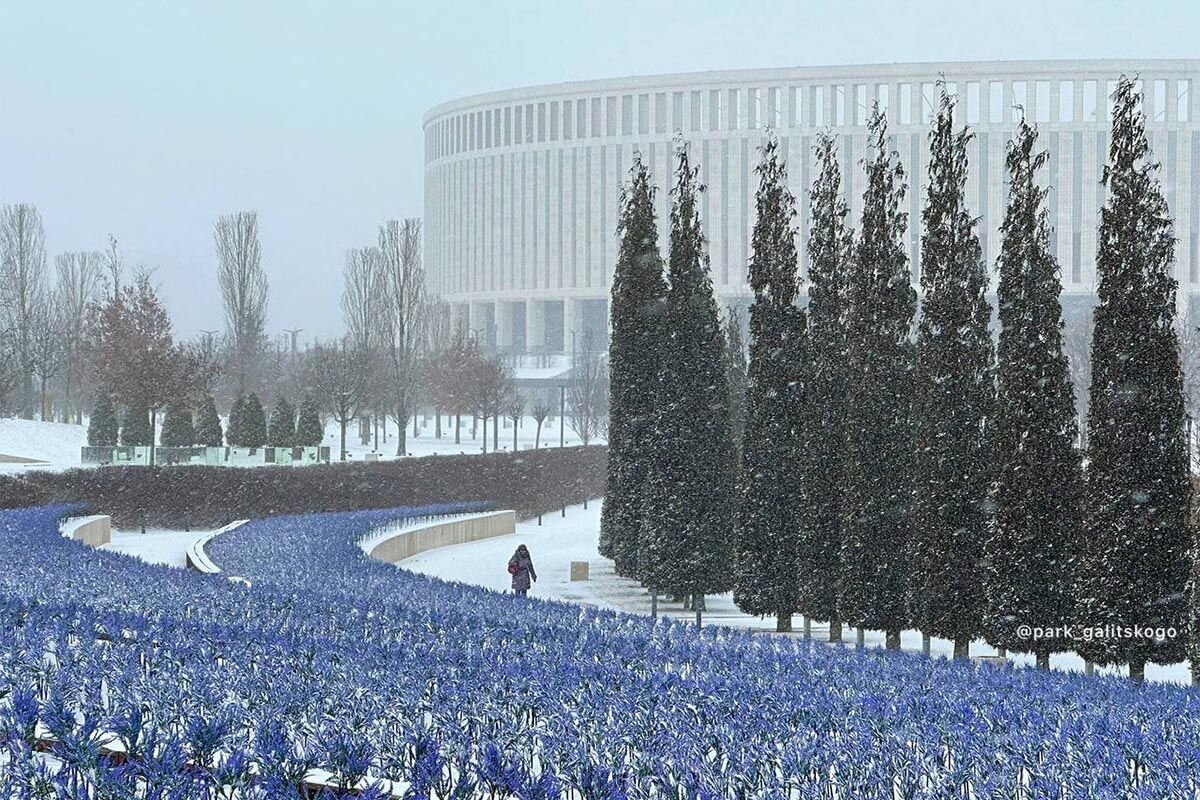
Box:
195 394 224 447
733 136 807 631
240 392 268 448
296 394 324 447
268 397 297 448
839 107 916 649
87 394 119 447
1076 77 1191 681
600 154 667 579
641 143 736 622
159 401 195 446
227 394 246 447
119 401 153 447
723 306 748 462
797 132 854 641
984 118 1083 669
907 86 995 659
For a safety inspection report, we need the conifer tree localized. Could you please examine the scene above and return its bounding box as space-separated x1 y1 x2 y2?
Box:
295 394 324 447
87 394 119 447
240 392 268 448
984 118 1083 668
1076 77 1191 681
907 86 994 659
797 132 854 641
195 394 224 447
159 400 195 446
227 394 246 447
600 154 667 579
733 135 807 631
268 397 297 448
641 143 736 623
119 401 153 447
839 107 916 649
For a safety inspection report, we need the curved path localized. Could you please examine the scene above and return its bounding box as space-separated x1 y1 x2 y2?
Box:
398 499 1194 685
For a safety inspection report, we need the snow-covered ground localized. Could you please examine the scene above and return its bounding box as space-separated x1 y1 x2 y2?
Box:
0 413 600 474
399 499 1193 686
0 418 88 472
101 528 212 568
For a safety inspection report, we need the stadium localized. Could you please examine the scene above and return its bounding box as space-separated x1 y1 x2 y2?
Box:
423 59 1200 354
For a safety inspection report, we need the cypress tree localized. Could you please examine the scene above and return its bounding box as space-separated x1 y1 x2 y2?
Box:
600 154 667 579
119 401 153 447
268 397 297 448
227 394 246 447
907 86 995 659
733 135 807 631
159 401 195 447
241 393 268 448
797 132 854 641
984 118 1083 668
640 143 736 623
87 394 119 447
1076 76 1191 681
839 107 915 649
296 394 324 447
195 394 224 447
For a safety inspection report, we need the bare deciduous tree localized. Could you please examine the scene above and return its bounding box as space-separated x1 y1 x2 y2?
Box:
55 251 103 422
530 396 552 449
505 388 525 452
0 204 48 418
306 337 368 462
378 218 428 456
567 333 608 446
215 211 269 394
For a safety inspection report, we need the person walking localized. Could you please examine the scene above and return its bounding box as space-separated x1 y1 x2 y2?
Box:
507 544 537 597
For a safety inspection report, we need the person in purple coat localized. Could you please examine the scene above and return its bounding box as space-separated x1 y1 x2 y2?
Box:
507 544 537 596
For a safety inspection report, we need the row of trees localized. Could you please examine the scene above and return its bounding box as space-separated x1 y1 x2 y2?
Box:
605 77 1193 681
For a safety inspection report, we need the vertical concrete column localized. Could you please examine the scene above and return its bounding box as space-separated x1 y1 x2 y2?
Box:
496 301 514 351
562 296 576 358
526 299 545 353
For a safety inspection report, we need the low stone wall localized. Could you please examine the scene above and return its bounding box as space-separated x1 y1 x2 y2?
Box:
62 515 112 546
367 511 516 563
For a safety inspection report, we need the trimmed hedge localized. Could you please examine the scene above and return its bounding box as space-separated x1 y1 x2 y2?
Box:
0 446 607 528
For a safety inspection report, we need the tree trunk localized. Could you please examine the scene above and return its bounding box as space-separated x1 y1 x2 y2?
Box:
921 632 931 656
481 416 488 454
694 594 703 627
412 412 418 438
395 414 407 456
513 420 518 451
1084 660 1094 676
1129 657 1145 684
340 419 347 461
40 375 48 421
472 416 477 439
493 413 499 451
149 409 157 466
1036 650 1050 670
455 414 461 444
856 627 865 648
996 647 1008 658
829 615 843 643
650 590 658 620
953 638 970 660
885 628 901 650
535 422 542 449
802 617 811 638
435 408 442 439
776 610 792 633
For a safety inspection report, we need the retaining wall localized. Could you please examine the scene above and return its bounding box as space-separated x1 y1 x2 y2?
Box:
367 511 516 563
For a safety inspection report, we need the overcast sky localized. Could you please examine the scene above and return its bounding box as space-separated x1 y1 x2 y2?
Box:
1 0 1195 342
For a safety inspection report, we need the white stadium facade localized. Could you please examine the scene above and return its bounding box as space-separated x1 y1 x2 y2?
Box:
423 59 1200 354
